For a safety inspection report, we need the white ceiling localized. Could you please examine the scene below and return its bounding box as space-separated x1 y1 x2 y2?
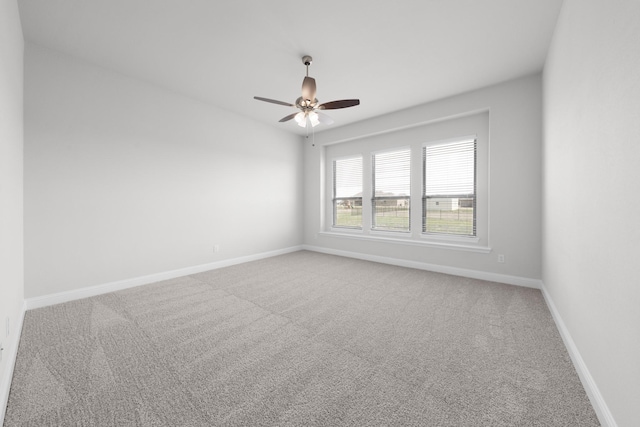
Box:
18 0 564 135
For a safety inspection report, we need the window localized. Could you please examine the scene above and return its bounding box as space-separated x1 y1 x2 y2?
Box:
333 156 363 228
323 112 488 250
423 138 476 236
372 148 411 232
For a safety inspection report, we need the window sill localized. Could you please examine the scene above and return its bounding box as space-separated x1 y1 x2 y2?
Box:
420 233 480 244
319 231 491 253
330 227 363 234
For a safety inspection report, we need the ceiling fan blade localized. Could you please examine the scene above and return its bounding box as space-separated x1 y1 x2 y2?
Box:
301 76 317 102
279 112 300 123
254 96 295 107
318 99 360 110
316 112 334 125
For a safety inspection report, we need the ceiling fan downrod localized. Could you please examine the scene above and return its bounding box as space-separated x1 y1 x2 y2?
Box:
302 55 312 77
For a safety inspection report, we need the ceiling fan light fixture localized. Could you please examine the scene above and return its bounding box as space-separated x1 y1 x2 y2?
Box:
309 111 320 127
295 112 307 127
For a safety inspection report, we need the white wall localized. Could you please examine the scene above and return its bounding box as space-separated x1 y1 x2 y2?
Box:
304 74 542 282
543 1 640 425
0 0 24 421
24 43 303 299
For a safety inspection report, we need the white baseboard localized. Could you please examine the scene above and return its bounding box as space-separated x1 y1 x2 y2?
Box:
302 245 542 289
0 300 26 426
540 283 617 427
25 245 303 310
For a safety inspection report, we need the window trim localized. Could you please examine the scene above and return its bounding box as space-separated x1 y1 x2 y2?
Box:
318 230 489 253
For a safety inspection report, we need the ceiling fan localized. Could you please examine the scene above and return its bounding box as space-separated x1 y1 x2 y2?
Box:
254 55 360 128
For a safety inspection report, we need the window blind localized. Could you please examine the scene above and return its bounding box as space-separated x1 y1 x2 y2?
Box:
423 138 476 236
372 148 411 231
333 157 363 228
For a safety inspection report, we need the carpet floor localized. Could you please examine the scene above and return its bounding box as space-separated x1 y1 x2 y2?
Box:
4 250 599 426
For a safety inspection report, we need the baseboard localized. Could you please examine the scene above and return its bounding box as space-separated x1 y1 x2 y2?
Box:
540 283 617 427
25 245 303 310
302 245 542 289
0 300 26 426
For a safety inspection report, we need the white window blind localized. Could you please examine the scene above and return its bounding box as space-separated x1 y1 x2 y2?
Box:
372 148 411 232
333 157 363 228
423 138 476 236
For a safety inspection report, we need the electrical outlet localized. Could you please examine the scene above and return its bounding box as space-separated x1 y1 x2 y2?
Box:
498 254 505 263
213 244 220 253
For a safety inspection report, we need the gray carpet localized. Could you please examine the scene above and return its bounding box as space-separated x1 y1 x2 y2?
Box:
4 250 599 426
